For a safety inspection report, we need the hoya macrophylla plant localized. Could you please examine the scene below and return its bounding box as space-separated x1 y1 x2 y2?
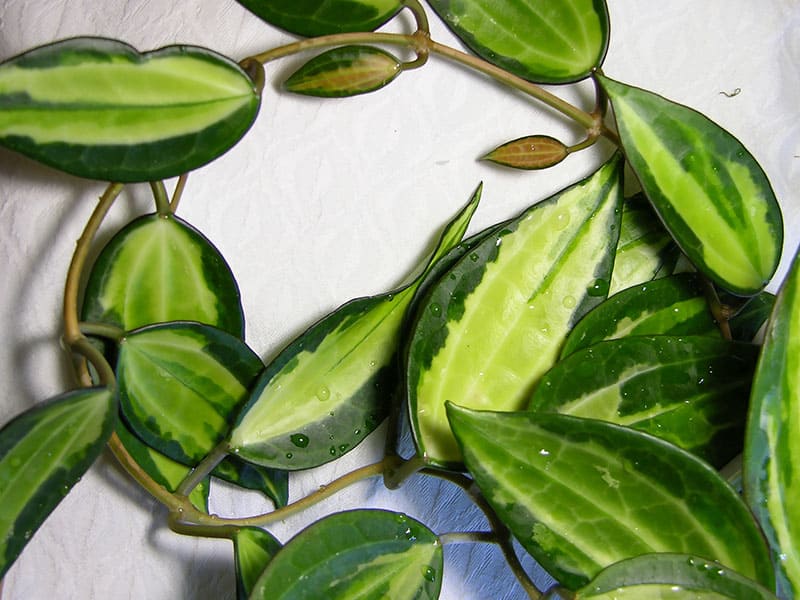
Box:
598 75 783 296
744 245 800 598
0 37 262 182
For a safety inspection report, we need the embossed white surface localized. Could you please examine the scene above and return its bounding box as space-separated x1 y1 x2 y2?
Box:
0 1 798 599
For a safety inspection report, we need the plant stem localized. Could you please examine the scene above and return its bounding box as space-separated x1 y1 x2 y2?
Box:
63 183 124 345
150 180 171 216
79 321 125 342
175 441 229 497
247 30 613 142
170 173 189 213
439 531 497 545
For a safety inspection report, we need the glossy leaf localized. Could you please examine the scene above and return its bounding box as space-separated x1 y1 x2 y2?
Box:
427 0 609 83
482 135 569 170
285 46 401 97
230 187 481 470
744 246 800 598
0 388 116 579
233 527 281 600
82 213 244 338
599 75 783 296
407 154 622 468
729 291 775 342
236 0 401 36
250 509 442 599
447 405 774 590
213 456 288 508
529 335 758 467
116 322 263 464
0 37 261 182
115 422 209 512
609 193 680 295
560 273 719 358
563 553 779 599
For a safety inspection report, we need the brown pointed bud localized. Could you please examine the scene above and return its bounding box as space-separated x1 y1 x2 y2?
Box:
284 45 402 98
482 135 569 170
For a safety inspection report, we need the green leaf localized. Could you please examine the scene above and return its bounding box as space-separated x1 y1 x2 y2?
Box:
744 246 800 598
446 405 774 590
426 0 609 83
0 387 116 579
482 135 569 170
213 456 288 508
566 553 779 599
115 422 209 513
599 75 783 296
609 193 680 295
407 154 622 468
236 0 401 36
285 46 402 97
250 509 442 599
729 291 775 342
0 37 261 182
233 527 281 600
560 273 720 358
229 186 481 470
529 335 758 467
116 322 263 464
82 213 244 338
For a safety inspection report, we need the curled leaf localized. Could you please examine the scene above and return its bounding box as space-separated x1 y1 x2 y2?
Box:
482 135 569 170
285 46 402 97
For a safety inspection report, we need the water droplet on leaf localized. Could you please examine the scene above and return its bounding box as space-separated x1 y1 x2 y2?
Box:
290 433 309 448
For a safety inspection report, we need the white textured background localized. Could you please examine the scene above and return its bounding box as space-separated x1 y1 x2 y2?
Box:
0 1 798 599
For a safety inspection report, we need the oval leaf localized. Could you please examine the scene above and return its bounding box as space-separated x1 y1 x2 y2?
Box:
0 37 261 181
529 335 759 467
446 405 774 590
744 246 800 598
599 75 783 296
236 0 401 36
117 322 263 464
427 0 609 83
560 273 720 358
233 527 282 600
0 387 116 579
250 509 442 599
610 193 680 295
482 135 569 170
285 45 402 97
230 187 481 469
407 154 623 468
115 422 209 512
82 213 244 338
568 553 779 600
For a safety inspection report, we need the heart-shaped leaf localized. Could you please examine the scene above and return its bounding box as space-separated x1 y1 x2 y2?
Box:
610 193 680 295
229 186 481 469
529 335 758 467
407 154 622 468
250 509 442 599
233 527 282 600
744 245 800 598
285 46 402 97
82 213 244 338
560 273 719 358
447 405 774 591
0 387 116 579
599 75 783 296
117 322 263 464
236 0 401 36
115 422 209 512
0 37 261 181
427 0 609 83
561 553 779 599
